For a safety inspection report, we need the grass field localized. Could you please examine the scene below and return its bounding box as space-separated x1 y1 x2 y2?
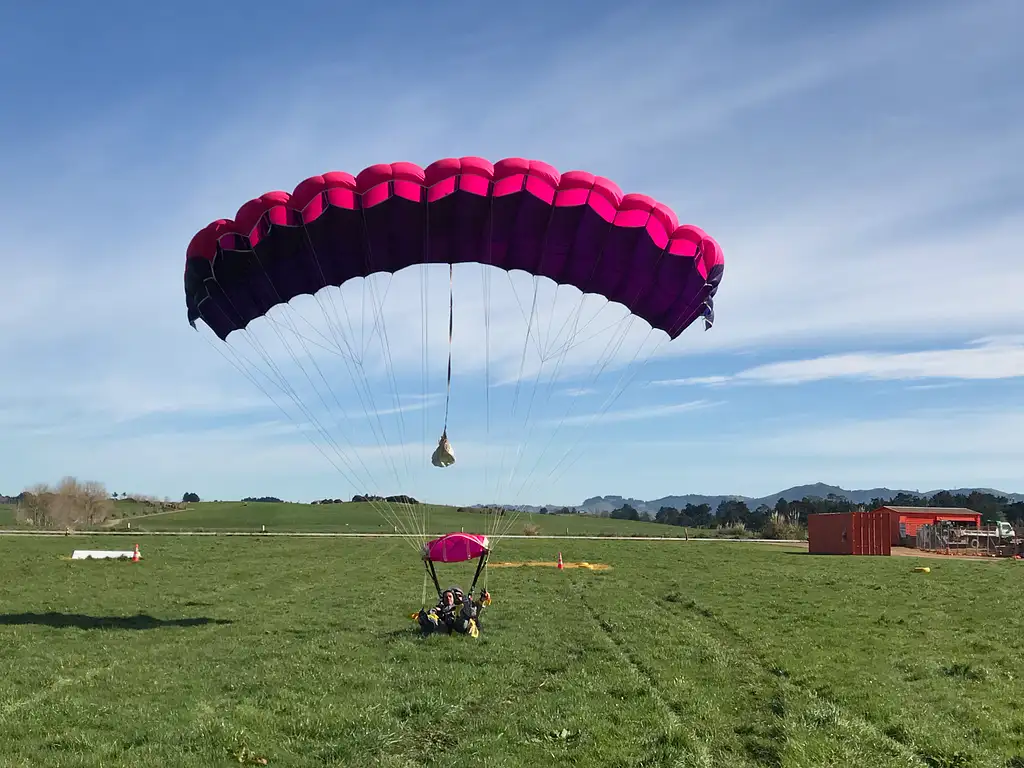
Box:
2 535 1023 767
88 500 719 538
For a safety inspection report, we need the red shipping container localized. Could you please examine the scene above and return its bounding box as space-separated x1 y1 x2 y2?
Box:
807 511 891 555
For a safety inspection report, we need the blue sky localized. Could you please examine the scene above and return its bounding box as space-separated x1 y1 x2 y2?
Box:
1 0 1022 508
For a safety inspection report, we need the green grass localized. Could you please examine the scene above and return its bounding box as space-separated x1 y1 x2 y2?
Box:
0 504 14 527
112 500 707 537
2 536 1023 766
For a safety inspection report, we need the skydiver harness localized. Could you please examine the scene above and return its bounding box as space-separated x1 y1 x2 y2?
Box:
416 586 490 638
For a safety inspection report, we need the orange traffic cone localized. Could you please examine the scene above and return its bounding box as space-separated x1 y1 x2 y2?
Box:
132 543 140 563
557 552 564 570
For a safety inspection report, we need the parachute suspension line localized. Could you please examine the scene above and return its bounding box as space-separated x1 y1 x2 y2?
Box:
302 290 422 541
420 229 430 471
293 228 423 546
276 307 418 541
347 269 414 505
497 303 664 538
488 274 545 537
490 201 605 533
201 337 403 534
509 303 617 500
365 275 411 453
544 277 713 494
501 223 553 502
501 235 682 521
346 209 429 542
246 265 415 542
236 324 421 548
349 221 418 538
510 275 542 420
482 193 497 543
209 320 417 548
198 332 359 486
487 293 589 540
511 320 650 511
312 294 358 361
491 272 540 517
495 331 549 535
481 264 493 532
492 293 595 541
264 313 349 360
545 328 663 489
493 327 638 544
443 262 454 435
360 275 367 357
238 249 378 477
420 208 431 541
504 275 546 362
498 210 657 536
543 261 716 494
365 273 420 532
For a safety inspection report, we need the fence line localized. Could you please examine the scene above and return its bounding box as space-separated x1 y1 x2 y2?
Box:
0 529 805 544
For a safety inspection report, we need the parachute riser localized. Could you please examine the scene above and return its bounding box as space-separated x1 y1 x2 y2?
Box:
422 550 489 601
468 551 489 598
423 556 442 600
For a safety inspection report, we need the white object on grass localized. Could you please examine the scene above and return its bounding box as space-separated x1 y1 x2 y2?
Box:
71 550 135 560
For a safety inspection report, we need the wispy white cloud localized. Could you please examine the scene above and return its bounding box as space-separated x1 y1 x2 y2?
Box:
556 400 719 427
653 337 1024 386
654 375 731 388
905 383 962 391
745 407 1024 460
561 387 598 397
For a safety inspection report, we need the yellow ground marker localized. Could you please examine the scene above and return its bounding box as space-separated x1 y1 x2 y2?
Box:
489 561 612 570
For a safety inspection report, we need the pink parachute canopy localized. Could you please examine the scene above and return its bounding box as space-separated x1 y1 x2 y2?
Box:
184 156 724 341
424 532 490 563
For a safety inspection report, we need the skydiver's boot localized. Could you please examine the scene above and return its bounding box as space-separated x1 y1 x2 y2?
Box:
454 601 479 635
418 609 440 636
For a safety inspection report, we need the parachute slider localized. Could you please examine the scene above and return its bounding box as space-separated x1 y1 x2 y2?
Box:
431 430 455 468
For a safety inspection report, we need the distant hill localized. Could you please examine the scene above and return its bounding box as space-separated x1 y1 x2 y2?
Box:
576 494 745 514
500 483 1024 516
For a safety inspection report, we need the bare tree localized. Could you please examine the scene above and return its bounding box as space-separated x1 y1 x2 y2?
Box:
81 480 113 525
16 483 54 527
49 476 84 528
16 477 113 529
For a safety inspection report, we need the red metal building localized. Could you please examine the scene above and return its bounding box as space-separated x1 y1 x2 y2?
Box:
807 511 891 555
875 506 982 546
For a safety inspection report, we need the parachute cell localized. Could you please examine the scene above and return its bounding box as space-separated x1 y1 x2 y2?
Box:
184 156 724 343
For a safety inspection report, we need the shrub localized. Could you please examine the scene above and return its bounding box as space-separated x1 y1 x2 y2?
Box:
522 523 541 536
720 523 752 538
761 519 808 540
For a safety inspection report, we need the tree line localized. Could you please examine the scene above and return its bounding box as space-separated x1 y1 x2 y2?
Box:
312 494 421 505
610 489 1024 538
